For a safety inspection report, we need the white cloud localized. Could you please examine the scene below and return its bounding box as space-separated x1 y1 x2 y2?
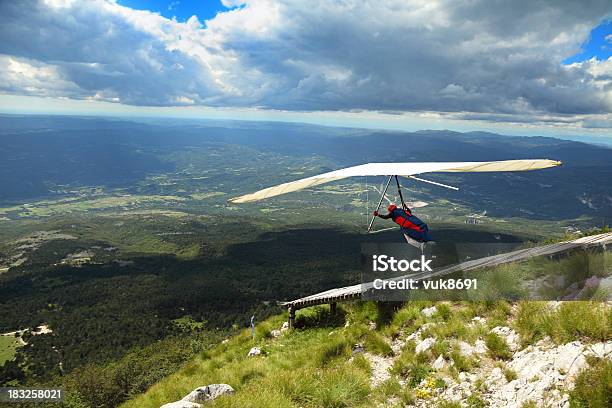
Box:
0 55 82 97
0 0 611 128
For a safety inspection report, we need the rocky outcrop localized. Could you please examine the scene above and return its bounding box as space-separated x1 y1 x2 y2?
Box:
491 326 520 351
415 337 435 354
160 402 201 408
421 306 437 317
414 339 612 408
160 384 235 408
432 355 447 370
352 343 365 354
485 340 610 408
247 347 262 356
183 384 235 404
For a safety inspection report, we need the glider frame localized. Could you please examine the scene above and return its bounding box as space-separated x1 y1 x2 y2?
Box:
367 174 458 233
367 175 393 232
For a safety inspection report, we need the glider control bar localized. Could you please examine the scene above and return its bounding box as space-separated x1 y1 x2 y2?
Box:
407 175 459 191
368 175 393 232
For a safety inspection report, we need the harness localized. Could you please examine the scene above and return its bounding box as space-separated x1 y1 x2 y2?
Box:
391 209 423 231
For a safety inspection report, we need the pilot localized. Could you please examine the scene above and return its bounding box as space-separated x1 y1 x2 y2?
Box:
374 203 432 242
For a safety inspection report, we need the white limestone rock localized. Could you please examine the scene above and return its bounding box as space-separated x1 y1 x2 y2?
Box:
421 306 437 317
458 341 475 357
160 402 201 408
415 337 436 354
352 343 365 354
552 341 587 378
587 342 612 358
474 339 488 354
182 384 235 404
491 326 520 351
432 355 447 370
405 322 435 342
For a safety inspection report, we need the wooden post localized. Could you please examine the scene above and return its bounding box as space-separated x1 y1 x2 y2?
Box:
376 301 397 326
330 302 337 315
288 306 295 330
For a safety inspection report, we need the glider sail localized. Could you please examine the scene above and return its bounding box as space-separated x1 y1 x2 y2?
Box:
229 159 561 204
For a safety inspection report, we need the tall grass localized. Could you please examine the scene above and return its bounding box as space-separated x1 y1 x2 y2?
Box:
514 301 611 345
121 298 611 408
120 306 372 408
363 331 393 356
569 357 612 408
484 332 512 360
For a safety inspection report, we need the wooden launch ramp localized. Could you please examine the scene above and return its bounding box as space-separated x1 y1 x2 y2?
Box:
281 232 612 327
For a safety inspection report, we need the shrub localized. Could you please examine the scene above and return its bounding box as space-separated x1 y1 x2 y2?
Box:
556 302 610 343
485 332 512 360
569 357 612 408
437 401 462 408
450 350 474 373
64 332 221 408
515 301 611 346
503 367 518 382
312 367 370 407
313 336 350 367
391 348 415 377
434 377 447 389
364 331 393 357
385 303 424 337
466 393 486 408
350 353 371 374
435 303 452 321
431 340 451 359
514 301 553 345
407 363 432 388
423 317 469 341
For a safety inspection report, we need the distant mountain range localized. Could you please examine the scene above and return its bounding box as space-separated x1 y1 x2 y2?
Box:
0 114 610 221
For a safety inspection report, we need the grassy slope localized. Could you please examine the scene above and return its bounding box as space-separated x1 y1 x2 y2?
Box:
120 308 374 408
121 297 611 408
0 336 20 365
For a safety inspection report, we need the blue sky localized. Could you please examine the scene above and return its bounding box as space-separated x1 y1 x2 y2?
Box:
118 0 229 23
0 0 610 136
564 19 612 64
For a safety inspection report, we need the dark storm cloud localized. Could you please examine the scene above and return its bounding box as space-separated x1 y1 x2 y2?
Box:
0 0 219 105
0 0 610 126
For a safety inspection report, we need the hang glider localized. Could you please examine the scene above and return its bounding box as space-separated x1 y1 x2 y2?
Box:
229 159 562 204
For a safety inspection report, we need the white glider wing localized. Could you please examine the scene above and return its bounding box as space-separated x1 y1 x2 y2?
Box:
229 159 561 203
